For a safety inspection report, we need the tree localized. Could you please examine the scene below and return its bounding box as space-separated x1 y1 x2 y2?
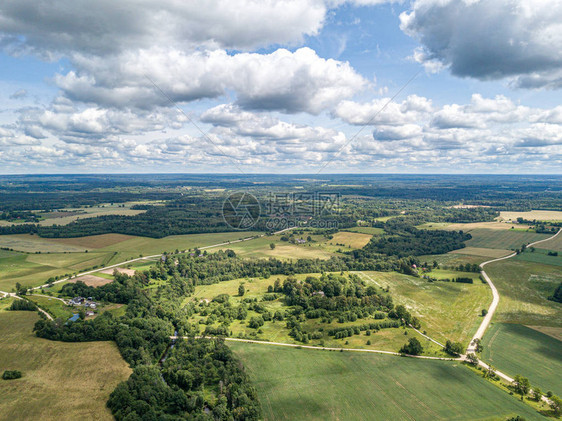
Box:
466 353 478 366
399 338 423 355
481 309 488 317
443 340 463 356
269 243 275 250
238 284 245 297
531 386 542 401
473 338 483 353
483 365 496 379
513 375 531 395
549 395 562 416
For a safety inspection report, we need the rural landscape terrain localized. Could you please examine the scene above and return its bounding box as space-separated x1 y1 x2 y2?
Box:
0 174 561 420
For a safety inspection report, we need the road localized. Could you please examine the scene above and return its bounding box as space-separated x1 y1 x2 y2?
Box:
170 336 461 361
466 228 561 354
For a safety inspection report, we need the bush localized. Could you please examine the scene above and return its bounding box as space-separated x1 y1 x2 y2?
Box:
9 299 37 311
2 370 22 380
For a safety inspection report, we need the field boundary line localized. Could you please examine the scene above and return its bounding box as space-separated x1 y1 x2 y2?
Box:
171 336 461 361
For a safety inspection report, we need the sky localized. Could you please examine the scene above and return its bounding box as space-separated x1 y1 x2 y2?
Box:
0 0 561 174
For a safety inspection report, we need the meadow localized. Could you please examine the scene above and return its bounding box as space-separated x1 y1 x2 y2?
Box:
230 342 544 421
499 210 562 222
0 311 131 421
481 323 562 396
360 271 490 347
465 229 548 250
184 272 442 355
513 248 562 267
485 259 562 326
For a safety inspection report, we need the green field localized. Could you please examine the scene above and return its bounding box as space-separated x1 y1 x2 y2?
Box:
0 231 263 291
465 229 549 250
514 248 562 267
26 295 74 319
481 323 562 396
345 226 385 235
485 260 562 326
0 311 131 420
360 271 491 347
536 231 562 252
230 342 543 421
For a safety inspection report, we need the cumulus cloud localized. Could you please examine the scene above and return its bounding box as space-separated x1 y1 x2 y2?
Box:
400 0 562 89
54 47 367 114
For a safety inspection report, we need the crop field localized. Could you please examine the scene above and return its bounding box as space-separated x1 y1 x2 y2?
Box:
360 271 491 347
230 342 543 421
536 230 562 252
485 260 562 326
513 248 562 267
445 221 534 231
344 226 385 235
465 229 549 250
34 202 147 226
499 210 562 222
448 247 512 258
0 250 113 291
210 235 336 260
0 311 131 421
526 325 562 341
0 234 90 253
481 323 562 396
329 231 373 248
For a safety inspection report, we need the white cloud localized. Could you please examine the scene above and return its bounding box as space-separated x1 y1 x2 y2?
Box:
400 0 562 89
54 47 368 114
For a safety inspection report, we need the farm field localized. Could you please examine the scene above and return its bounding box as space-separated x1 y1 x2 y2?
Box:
481 323 562 396
485 260 562 326
449 246 512 258
465 229 548 250
526 325 562 341
536 230 562 252
0 311 131 421
0 231 264 290
360 271 490 347
230 342 543 421
513 248 562 267
499 210 562 222
344 226 385 235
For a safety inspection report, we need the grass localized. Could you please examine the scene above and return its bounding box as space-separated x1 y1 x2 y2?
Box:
329 231 373 248
514 248 562 267
26 295 74 319
344 226 385 235
481 323 562 396
35 202 147 226
185 273 442 355
360 271 491 347
485 259 562 326
0 311 131 420
536 231 562 252
465 229 549 250
499 210 562 223
0 231 264 291
449 247 512 258
230 342 544 421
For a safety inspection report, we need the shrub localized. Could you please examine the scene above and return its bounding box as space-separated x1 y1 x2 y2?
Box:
2 370 22 380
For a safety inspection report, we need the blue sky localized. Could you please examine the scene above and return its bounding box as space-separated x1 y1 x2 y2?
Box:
0 0 561 174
